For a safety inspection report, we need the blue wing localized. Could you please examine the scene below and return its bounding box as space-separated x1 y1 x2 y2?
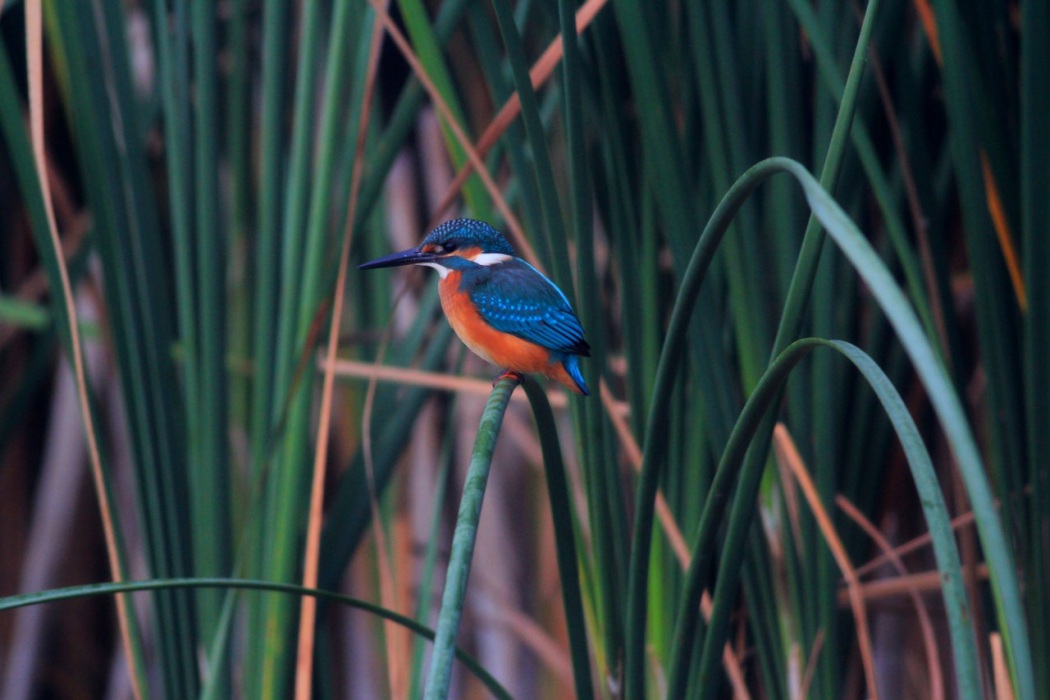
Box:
463 259 590 356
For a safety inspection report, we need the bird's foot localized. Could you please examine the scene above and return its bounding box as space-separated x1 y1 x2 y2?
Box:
493 369 525 387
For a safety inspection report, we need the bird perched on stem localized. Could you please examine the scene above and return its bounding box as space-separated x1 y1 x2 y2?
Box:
359 218 590 395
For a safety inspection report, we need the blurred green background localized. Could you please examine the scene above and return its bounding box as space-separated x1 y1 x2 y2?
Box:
0 0 1046 697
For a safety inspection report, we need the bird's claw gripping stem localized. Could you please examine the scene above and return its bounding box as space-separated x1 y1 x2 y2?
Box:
493 369 525 387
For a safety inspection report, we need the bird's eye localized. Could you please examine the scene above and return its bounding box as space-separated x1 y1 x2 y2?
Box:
432 242 456 254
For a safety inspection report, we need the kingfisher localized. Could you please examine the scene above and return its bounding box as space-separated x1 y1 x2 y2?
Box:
359 218 590 395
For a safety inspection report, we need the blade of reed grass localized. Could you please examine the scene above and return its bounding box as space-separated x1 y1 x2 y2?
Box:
670 337 980 699
0 334 57 453
557 0 590 304
672 22 784 683
770 0 878 356
620 161 758 699
834 493 947 698
609 0 694 266
614 150 790 698
199 588 237 700
147 9 225 674
928 0 1026 546
0 578 511 700
622 3 882 681
614 0 698 274
761 0 805 297
296 6 386 695
932 4 1032 695
190 0 231 647
423 373 520 699
465 3 544 238
617 4 881 696
775 419 878 699
50 2 200 694
351 0 474 233
523 377 595 700
249 0 291 470
953 2 1019 249
1020 0 1050 694
558 0 600 358
700 3 883 694
743 529 788 700
692 156 1029 699
554 0 617 692
255 4 372 693
5 12 150 696
688 1 771 390
318 319 456 588
223 0 252 524
267 0 323 406
396 0 489 219
587 22 652 432
149 2 197 506
799 11 931 679
366 0 531 252
489 6 628 692
429 0 610 220
0 57 72 350
578 126 634 685
225 0 253 245
556 3 606 692
245 0 320 691
408 418 458 699
786 0 936 346
490 0 568 279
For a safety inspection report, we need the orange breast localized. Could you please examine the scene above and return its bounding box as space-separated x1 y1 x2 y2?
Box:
439 273 570 383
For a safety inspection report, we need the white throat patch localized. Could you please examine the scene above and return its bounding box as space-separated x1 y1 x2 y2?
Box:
419 261 451 278
471 252 512 266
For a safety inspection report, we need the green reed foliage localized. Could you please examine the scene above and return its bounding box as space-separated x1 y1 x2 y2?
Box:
0 0 1044 697
424 374 518 698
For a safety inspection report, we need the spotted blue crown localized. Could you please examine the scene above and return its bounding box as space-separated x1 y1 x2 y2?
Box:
423 219 515 255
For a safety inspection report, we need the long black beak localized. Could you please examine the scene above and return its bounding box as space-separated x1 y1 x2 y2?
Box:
358 247 440 270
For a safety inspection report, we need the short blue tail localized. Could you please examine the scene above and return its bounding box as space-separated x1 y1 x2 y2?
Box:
563 355 589 395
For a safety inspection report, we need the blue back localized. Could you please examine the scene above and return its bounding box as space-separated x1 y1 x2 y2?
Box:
458 258 590 357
